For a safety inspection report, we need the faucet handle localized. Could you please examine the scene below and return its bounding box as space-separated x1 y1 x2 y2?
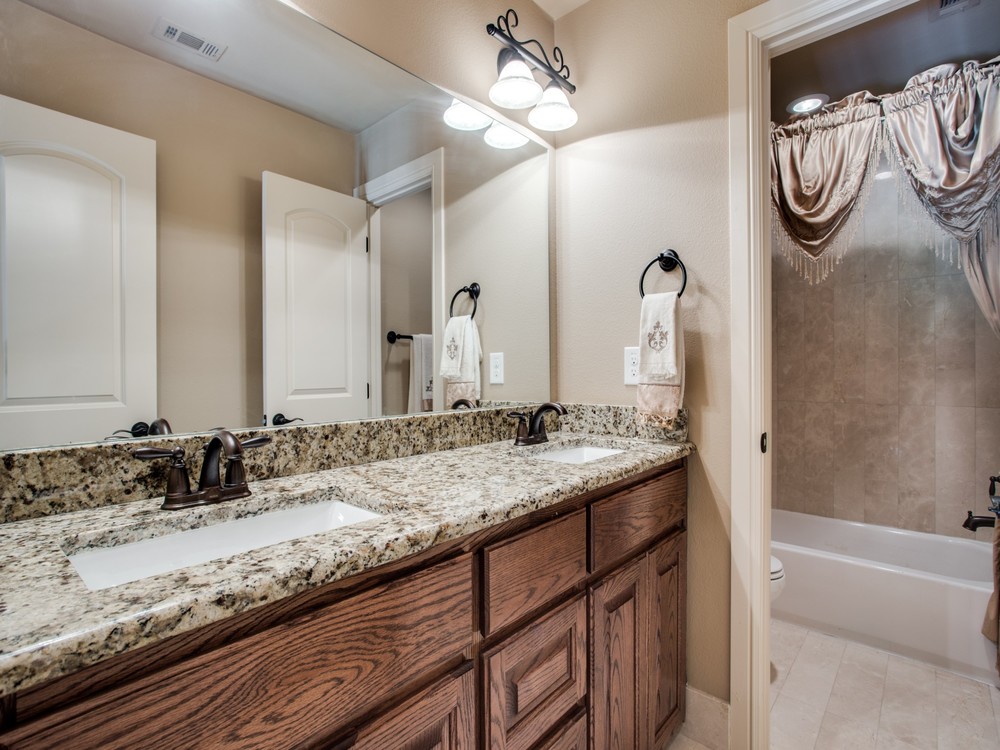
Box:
508 411 530 445
240 436 272 450
223 435 272 487
134 446 192 500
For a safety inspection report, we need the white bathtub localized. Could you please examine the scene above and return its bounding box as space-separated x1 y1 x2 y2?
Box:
771 509 996 683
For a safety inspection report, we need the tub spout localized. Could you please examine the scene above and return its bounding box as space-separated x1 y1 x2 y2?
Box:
962 511 995 532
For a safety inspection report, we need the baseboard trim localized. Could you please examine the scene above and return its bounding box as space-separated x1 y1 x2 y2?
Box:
680 685 730 750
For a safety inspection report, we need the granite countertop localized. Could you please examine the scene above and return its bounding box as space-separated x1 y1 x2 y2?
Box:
0 432 692 697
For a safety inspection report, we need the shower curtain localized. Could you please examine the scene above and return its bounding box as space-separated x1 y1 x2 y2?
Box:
770 54 1000 676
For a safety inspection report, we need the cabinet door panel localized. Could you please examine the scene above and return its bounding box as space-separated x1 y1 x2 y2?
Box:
352 664 475 750
590 559 642 750
647 534 686 749
485 595 587 750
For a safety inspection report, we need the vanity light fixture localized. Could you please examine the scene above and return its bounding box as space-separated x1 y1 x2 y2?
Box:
786 93 829 115
443 98 493 130
484 121 529 149
490 47 543 109
487 9 578 129
528 81 578 131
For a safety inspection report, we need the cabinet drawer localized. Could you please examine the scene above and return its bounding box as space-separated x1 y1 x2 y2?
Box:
0 555 473 750
590 468 685 572
484 595 587 750
537 709 587 750
350 663 476 750
483 510 586 635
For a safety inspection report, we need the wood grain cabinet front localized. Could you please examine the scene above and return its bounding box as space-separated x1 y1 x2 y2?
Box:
590 469 686 574
482 510 587 636
590 531 686 750
0 555 473 750
536 708 588 750
484 595 588 750
350 662 476 750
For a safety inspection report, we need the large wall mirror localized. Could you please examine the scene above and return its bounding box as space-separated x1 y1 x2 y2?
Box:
0 0 550 451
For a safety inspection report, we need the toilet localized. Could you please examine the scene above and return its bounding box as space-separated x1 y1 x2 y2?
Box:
770 555 785 601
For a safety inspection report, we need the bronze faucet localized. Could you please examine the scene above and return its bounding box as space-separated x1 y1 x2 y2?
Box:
134 430 271 510
509 402 568 446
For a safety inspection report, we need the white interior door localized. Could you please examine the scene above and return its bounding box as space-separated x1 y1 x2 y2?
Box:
263 171 369 425
0 94 156 450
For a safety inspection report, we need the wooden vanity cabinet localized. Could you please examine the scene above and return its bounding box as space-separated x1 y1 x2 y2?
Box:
0 461 686 750
350 662 477 750
483 595 588 750
0 555 475 750
590 532 686 750
482 464 687 750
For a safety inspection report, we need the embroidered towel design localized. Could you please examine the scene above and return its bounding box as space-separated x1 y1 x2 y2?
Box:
647 321 669 353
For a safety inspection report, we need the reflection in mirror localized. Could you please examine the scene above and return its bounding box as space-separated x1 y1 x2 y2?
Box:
0 0 550 451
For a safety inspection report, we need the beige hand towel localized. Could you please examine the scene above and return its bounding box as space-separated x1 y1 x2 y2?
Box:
637 292 684 426
440 316 481 405
639 291 679 381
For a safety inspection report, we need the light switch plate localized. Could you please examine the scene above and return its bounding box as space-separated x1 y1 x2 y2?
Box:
489 352 504 384
624 346 639 385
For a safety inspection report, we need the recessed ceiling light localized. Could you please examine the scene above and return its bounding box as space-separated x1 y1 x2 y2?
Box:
787 93 829 114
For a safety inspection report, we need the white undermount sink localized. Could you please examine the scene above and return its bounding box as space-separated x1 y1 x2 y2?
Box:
67 500 382 591
535 446 624 464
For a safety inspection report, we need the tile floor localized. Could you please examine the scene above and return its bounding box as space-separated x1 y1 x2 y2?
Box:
669 736 714 750
770 618 1000 749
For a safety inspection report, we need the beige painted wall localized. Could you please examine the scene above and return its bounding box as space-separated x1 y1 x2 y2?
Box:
380 189 434 416
553 0 765 701
0 0 355 434
447 155 551 404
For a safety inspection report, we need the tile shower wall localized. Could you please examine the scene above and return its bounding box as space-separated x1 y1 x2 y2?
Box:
772 174 1000 539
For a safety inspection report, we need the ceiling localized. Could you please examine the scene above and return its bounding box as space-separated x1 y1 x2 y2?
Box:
20 0 441 133
770 0 1000 123
533 0 590 20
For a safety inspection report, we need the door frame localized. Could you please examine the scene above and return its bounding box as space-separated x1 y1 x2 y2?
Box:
358 148 445 414
726 1 918 747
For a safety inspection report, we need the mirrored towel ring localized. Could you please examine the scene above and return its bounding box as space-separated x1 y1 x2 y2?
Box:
450 282 481 318
639 250 687 298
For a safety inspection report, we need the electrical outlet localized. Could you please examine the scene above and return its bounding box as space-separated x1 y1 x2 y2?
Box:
489 352 504 384
624 346 639 385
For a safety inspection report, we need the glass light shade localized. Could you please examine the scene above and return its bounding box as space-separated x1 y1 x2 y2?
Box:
443 98 492 130
489 58 543 109
483 121 529 149
786 93 829 114
527 83 578 131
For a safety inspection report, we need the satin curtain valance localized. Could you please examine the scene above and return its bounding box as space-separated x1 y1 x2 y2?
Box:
883 57 1000 338
771 56 1000 299
882 57 1000 244
770 92 883 264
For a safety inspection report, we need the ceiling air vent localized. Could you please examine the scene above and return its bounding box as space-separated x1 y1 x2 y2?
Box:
931 0 980 19
152 18 227 61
